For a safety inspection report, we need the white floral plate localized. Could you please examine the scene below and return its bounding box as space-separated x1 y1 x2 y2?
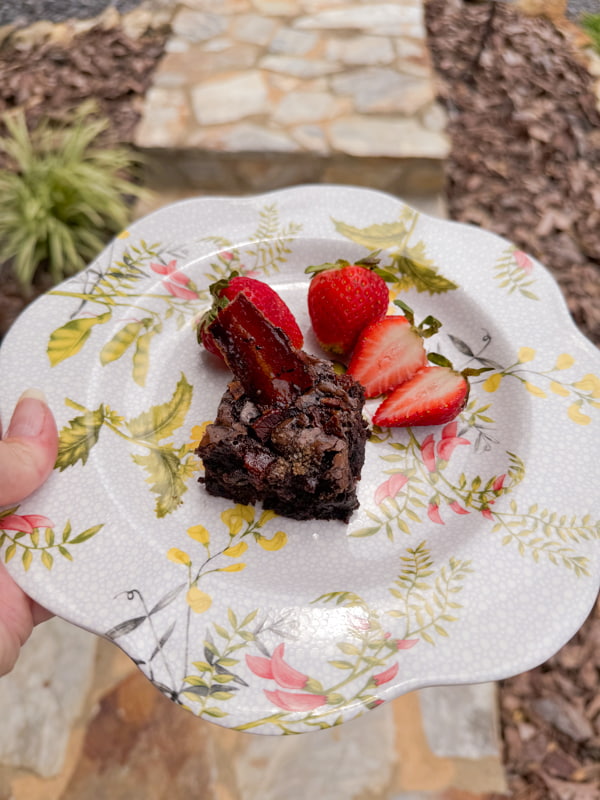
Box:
1 185 599 735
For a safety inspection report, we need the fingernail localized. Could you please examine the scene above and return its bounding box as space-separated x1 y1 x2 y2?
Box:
19 388 48 404
7 389 49 439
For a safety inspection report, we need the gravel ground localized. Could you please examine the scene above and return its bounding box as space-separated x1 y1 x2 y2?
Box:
1 0 598 27
0 0 144 27
567 0 600 20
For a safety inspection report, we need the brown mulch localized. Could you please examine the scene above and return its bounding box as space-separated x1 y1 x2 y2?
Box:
0 22 168 141
425 2 600 798
426 0 600 348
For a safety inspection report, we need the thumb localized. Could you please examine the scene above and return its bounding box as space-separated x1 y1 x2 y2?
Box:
0 390 59 506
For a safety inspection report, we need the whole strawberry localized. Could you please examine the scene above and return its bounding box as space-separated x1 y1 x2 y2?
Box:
198 273 303 360
306 254 389 357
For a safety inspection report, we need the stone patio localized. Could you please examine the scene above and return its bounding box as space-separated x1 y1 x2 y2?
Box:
1 623 506 800
0 1 509 798
134 0 449 201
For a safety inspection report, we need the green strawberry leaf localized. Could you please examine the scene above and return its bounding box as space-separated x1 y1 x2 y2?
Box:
393 300 442 338
427 353 453 368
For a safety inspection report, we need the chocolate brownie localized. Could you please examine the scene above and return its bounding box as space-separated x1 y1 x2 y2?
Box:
197 351 368 522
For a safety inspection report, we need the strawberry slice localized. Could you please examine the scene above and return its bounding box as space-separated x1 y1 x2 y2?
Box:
207 292 313 407
372 365 469 427
347 315 428 398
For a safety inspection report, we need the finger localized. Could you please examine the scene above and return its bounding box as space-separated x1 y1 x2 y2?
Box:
0 560 36 676
0 389 59 506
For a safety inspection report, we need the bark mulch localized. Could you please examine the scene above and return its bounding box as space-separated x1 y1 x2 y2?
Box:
425 3 600 798
426 0 600 348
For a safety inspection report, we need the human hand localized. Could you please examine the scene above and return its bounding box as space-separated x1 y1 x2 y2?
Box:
0 390 59 676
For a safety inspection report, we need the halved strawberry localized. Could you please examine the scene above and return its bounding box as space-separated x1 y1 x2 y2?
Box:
372 365 469 427
347 315 428 398
199 273 303 360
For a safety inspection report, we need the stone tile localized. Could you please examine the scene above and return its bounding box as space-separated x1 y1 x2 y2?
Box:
259 53 341 78
268 27 318 55
419 684 501 760
231 13 279 45
298 0 350 9
193 42 261 75
395 36 427 60
272 89 346 124
252 0 298 15
331 67 435 114
290 123 331 154
232 704 397 800
2 639 137 800
265 72 303 92
164 36 190 53
328 115 449 158
0 618 97 778
295 4 424 37
223 122 301 152
191 71 270 125
58 671 218 800
134 87 191 147
324 34 396 66
172 8 227 43
202 35 234 52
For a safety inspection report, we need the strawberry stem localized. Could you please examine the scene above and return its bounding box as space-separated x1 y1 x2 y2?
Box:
305 252 381 276
393 300 442 338
197 272 241 342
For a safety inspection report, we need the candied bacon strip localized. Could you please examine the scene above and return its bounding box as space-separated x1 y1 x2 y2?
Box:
207 293 313 406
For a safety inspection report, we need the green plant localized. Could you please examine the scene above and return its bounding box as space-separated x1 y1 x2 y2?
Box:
0 102 144 290
581 13 600 54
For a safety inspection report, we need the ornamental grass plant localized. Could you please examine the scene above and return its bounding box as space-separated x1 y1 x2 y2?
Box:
581 13 600 55
0 101 144 291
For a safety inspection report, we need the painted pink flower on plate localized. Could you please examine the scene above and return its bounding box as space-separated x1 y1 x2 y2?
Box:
493 474 506 492
246 643 309 690
436 421 470 461
373 661 399 686
1 513 54 533
396 638 419 651
245 652 274 680
375 473 408 505
421 434 436 472
150 260 198 300
513 250 533 273
264 689 328 712
427 503 445 525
